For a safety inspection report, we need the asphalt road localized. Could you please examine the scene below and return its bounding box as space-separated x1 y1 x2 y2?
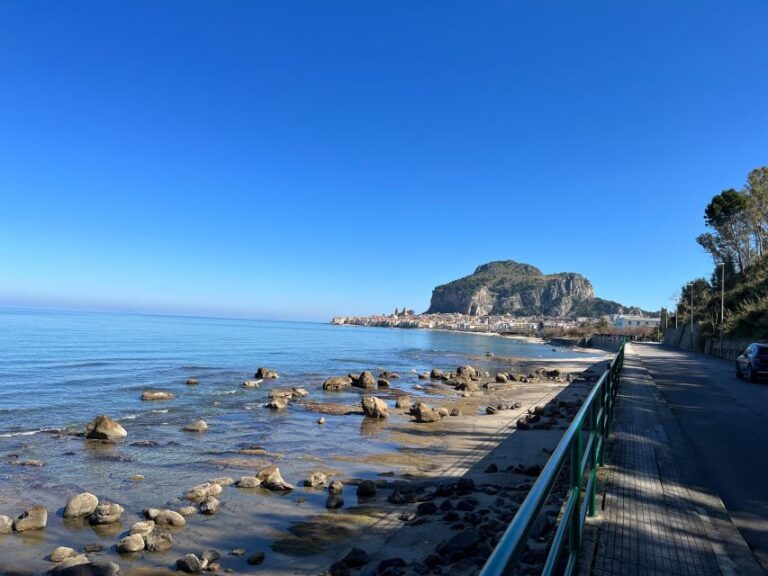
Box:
632 342 768 571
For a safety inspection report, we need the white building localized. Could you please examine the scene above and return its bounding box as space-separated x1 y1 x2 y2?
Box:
613 315 660 329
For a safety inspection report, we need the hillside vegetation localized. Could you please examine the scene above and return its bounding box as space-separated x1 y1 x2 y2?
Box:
673 166 768 341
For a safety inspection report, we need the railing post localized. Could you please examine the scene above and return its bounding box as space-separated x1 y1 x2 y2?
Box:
569 427 583 572
604 367 613 439
589 402 598 517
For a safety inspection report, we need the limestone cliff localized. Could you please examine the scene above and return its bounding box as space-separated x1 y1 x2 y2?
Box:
427 260 635 317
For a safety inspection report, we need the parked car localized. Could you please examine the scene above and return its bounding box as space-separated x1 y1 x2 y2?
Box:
736 343 768 382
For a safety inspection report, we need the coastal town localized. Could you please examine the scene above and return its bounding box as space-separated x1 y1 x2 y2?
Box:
331 308 662 336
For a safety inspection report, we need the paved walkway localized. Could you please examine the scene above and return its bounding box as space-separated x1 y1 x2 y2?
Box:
589 345 762 576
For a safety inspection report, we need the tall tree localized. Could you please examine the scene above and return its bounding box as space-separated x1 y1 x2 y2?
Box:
704 189 751 271
745 167 768 257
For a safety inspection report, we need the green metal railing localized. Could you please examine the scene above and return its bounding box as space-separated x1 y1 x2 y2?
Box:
479 344 625 576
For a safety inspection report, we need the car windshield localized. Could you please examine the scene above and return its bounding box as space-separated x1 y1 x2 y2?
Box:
757 346 768 358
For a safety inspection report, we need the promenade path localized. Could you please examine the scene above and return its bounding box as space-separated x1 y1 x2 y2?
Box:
587 343 765 576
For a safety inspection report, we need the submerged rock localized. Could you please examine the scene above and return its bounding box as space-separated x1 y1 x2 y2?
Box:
63 492 99 518
140 390 175 401
85 415 127 441
13 505 47 532
182 419 208 432
209 477 234 486
242 379 261 388
185 379 199 385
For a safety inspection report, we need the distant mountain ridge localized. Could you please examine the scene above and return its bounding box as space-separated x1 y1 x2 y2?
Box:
426 260 647 317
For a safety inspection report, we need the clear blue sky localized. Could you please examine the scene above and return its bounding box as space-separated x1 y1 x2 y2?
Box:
1 1 766 321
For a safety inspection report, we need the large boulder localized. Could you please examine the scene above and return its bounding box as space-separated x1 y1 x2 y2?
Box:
255 368 279 379
361 396 389 418
89 502 123 525
323 376 352 391
64 492 99 518
257 465 294 491
13 505 47 532
354 371 377 389
85 415 127 441
141 390 175 401
412 402 441 423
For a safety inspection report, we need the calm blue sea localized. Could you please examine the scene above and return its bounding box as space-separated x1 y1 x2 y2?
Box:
0 308 583 436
